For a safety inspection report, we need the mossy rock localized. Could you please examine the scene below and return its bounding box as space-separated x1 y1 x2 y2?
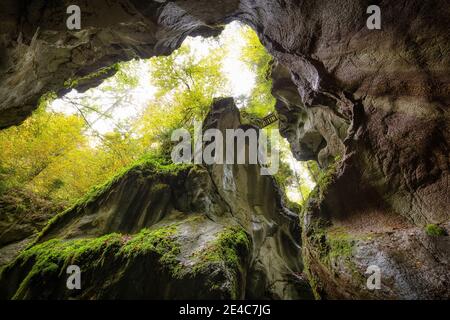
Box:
0 220 251 300
302 219 359 299
425 224 446 237
35 155 194 242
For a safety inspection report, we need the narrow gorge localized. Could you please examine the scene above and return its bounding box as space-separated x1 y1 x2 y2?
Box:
0 0 448 300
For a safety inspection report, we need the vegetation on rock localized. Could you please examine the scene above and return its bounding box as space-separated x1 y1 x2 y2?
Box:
1 225 180 299
425 224 446 237
1 221 252 299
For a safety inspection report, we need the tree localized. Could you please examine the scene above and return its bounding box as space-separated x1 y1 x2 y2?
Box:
0 102 86 195
238 26 276 117
136 42 228 154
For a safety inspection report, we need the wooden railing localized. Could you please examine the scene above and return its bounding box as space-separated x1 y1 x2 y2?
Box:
241 111 279 128
260 112 278 128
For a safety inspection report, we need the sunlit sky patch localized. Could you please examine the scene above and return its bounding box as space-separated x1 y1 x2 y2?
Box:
51 60 156 135
285 155 316 203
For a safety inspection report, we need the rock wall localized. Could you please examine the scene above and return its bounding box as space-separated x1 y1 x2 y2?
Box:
241 0 449 299
0 0 448 299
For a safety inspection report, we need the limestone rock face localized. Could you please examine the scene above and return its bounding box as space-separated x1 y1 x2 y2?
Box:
301 159 450 299
203 98 312 299
241 0 449 299
0 99 312 300
0 0 449 299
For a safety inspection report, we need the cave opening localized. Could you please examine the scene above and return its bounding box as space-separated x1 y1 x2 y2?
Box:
0 21 315 208
0 0 448 302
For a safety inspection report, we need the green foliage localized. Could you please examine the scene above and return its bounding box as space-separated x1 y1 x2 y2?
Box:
136 42 228 153
274 160 295 194
304 156 341 208
303 222 356 299
0 105 86 195
101 63 139 91
0 105 145 202
306 161 321 183
326 232 354 261
63 63 121 89
239 27 276 117
308 223 355 264
0 61 149 203
274 138 316 206
38 92 58 108
425 224 446 237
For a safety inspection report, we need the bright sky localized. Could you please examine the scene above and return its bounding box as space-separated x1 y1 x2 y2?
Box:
51 60 156 135
285 155 316 203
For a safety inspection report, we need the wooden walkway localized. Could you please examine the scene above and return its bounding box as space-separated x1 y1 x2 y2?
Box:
259 112 278 128
241 111 279 128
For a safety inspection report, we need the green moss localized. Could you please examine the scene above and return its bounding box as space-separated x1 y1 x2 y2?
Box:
312 225 355 266
6 225 183 299
192 226 251 299
3 223 252 299
63 64 120 89
315 156 341 199
120 226 182 277
35 155 193 243
37 92 57 108
425 224 446 237
327 232 354 261
195 226 250 269
9 233 124 299
3 220 254 299
73 154 192 208
302 221 357 299
301 156 341 218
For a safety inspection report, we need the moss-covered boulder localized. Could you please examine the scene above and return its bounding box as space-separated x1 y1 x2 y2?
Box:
0 218 251 299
